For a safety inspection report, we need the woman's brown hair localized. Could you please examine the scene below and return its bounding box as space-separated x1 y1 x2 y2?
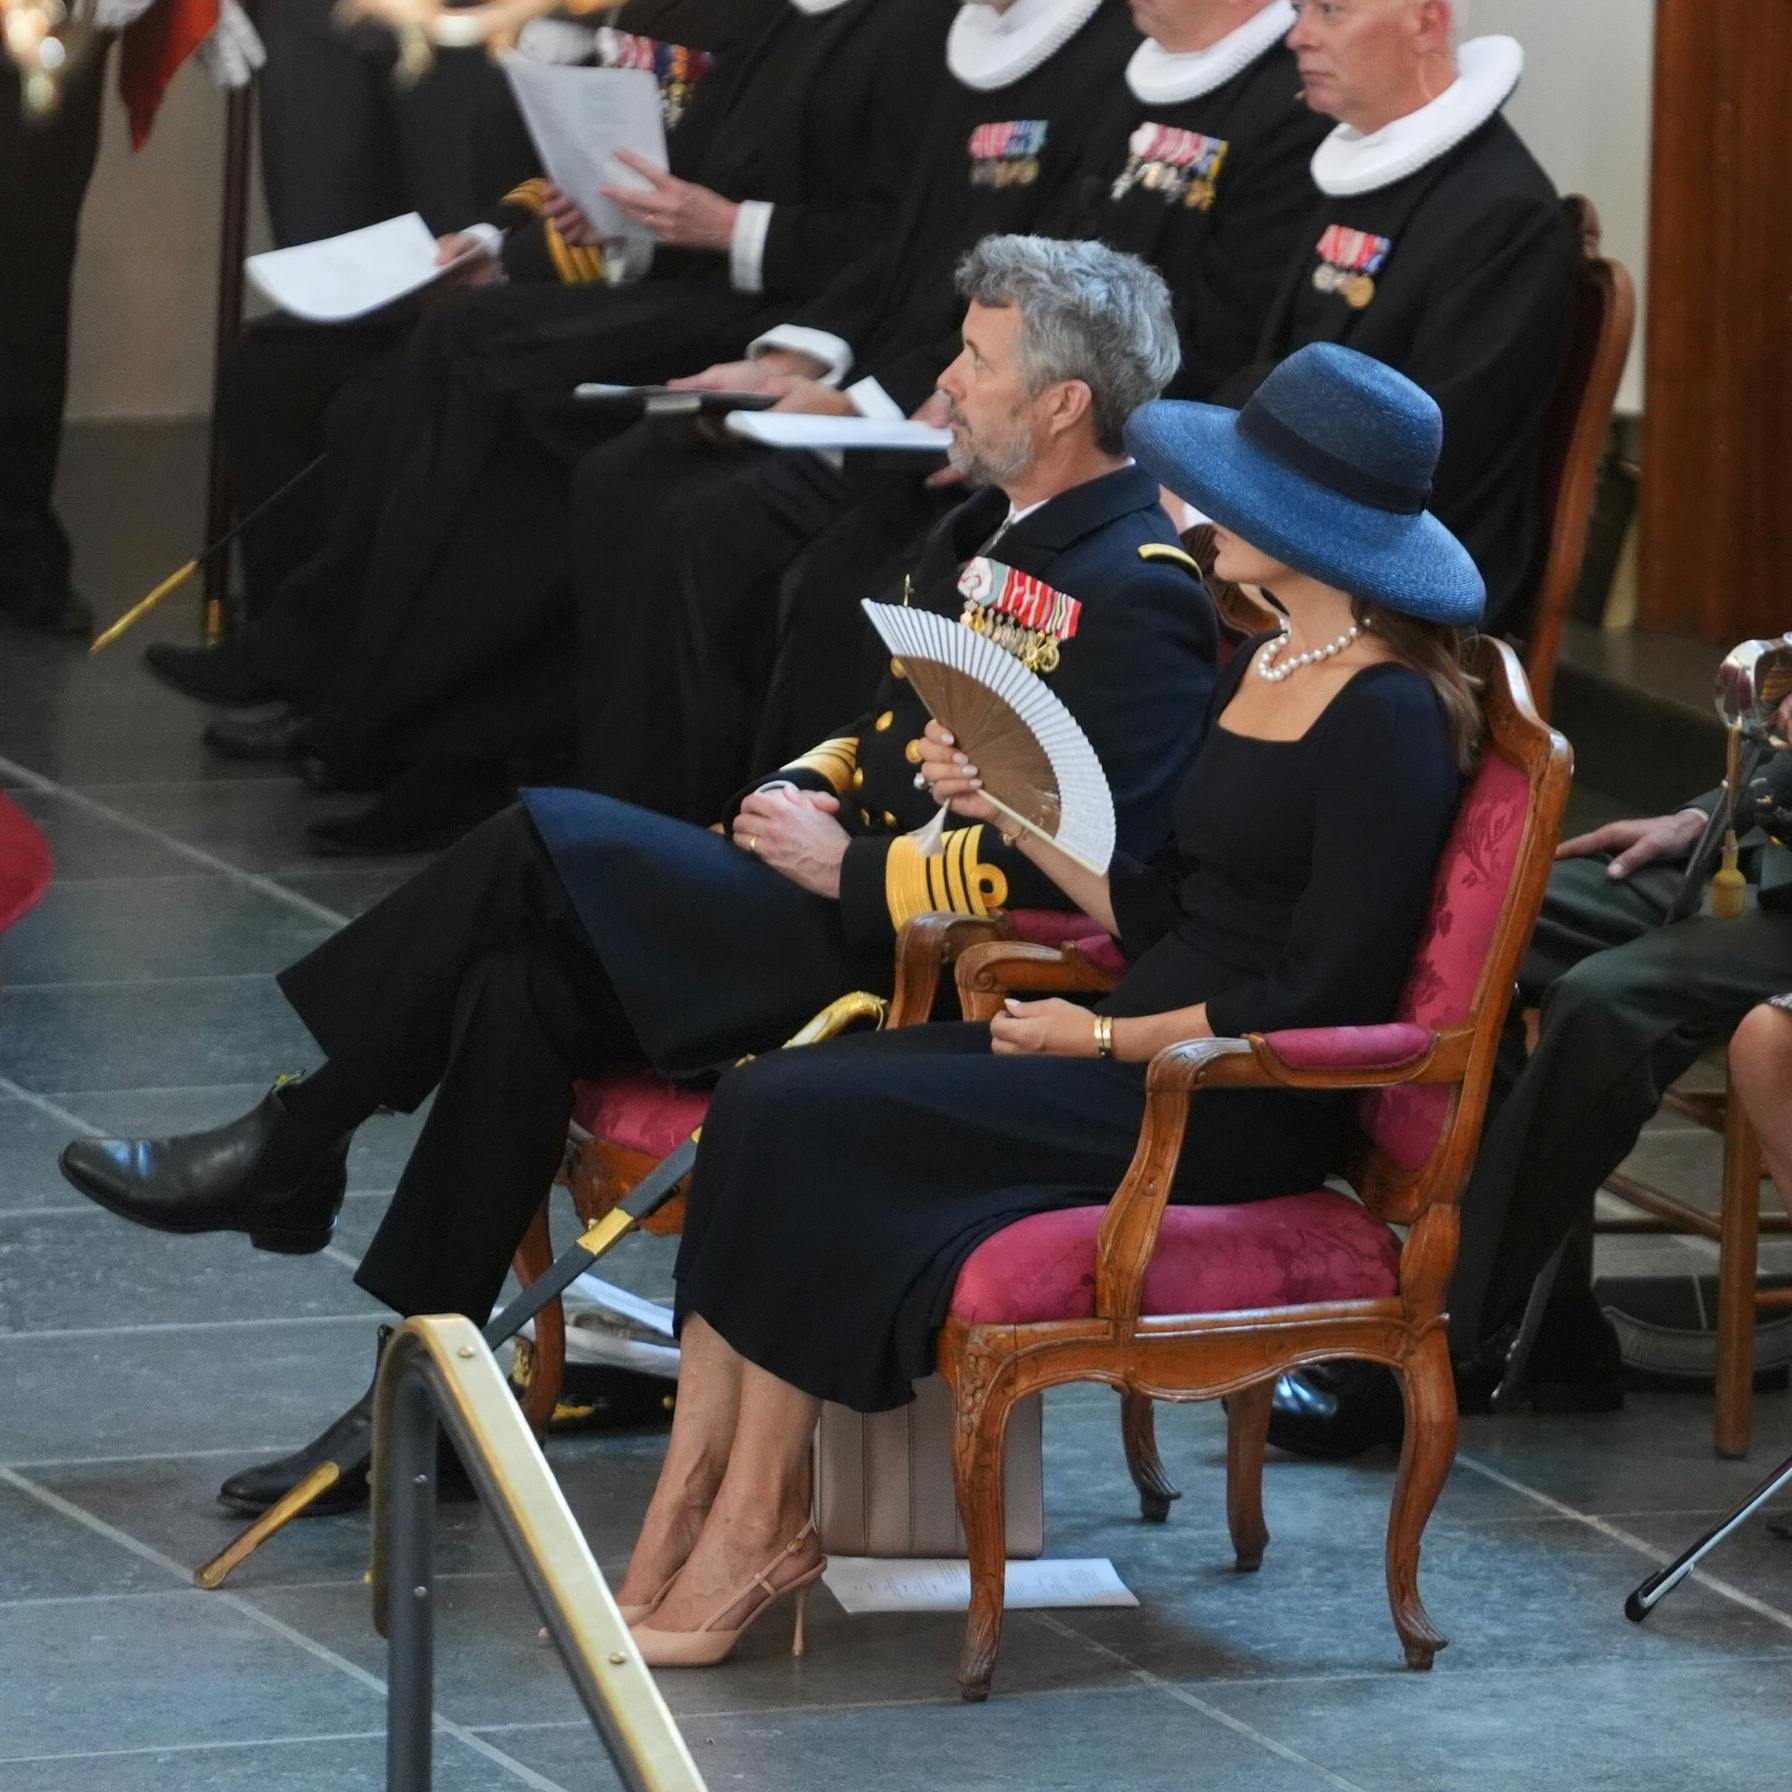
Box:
1353 601 1484 776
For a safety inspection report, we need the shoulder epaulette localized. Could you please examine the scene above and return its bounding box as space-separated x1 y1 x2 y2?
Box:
1138 543 1204 577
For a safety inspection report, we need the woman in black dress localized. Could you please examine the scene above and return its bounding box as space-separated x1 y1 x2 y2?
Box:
618 341 1491 1666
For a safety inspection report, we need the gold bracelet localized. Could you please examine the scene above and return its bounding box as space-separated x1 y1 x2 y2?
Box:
1093 1014 1114 1059
1000 819 1032 848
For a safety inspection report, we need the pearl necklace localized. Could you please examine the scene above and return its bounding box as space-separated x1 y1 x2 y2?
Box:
1256 622 1362 682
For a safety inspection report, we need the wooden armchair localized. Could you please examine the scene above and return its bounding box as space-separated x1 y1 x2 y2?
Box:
933 639 1571 1699
1518 195 1638 719
509 909 1012 1431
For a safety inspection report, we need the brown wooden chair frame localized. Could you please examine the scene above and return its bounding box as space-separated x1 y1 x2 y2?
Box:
1519 194 1638 720
509 911 1013 1432
934 639 1572 1699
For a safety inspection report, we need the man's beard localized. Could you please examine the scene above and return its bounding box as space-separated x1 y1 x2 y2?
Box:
946 409 1037 491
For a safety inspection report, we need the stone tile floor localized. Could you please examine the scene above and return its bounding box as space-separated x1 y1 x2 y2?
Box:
0 422 1788 1790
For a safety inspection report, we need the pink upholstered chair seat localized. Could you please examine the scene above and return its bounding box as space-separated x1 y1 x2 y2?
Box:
1005 909 1128 976
951 1188 1400 1325
570 1071 710 1159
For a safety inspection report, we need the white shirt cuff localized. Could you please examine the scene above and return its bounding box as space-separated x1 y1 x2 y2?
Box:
749 325 852 386
846 377 904 422
729 201 774 294
460 221 505 258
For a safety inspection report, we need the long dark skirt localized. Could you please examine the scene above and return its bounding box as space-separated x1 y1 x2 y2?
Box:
675 1022 1351 1412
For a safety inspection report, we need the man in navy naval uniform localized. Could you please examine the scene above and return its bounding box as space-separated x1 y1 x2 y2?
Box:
56 237 1219 1517
752 0 1333 773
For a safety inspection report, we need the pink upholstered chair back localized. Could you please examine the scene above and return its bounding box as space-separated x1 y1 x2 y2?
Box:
1355 641 1571 1219
0 792 52 939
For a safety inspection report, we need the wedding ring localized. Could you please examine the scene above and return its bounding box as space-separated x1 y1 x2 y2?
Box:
747 835 760 853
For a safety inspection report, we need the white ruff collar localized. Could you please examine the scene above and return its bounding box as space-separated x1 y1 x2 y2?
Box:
787 0 855 14
947 0 1106 91
1310 35 1522 197
1126 1 1294 105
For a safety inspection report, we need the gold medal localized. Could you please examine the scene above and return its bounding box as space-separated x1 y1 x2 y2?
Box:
1344 272 1377 310
1183 177 1214 211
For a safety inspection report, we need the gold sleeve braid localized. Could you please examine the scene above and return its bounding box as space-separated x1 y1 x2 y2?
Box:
544 224 607 285
883 825 1009 930
500 178 553 216
786 736 859 797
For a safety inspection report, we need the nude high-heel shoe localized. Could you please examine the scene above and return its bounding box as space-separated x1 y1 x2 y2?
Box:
630 1522 827 1668
537 1570 679 1644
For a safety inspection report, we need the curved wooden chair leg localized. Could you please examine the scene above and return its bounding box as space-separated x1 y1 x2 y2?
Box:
1224 1381 1272 1571
1387 1330 1458 1669
1121 1390 1181 1522
510 1201 565 1439
946 1342 1018 1702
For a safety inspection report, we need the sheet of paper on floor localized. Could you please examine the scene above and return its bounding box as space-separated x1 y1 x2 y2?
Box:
823 1557 1138 1614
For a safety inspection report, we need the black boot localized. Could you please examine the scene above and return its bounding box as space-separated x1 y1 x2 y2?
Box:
58 1082 350 1255
218 1329 477 1516
1266 1362 1406 1460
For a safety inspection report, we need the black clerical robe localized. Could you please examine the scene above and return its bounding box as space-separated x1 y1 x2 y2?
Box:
1227 114 1577 636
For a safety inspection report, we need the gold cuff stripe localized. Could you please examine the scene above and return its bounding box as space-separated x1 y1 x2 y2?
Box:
787 736 859 797
883 825 1009 930
544 224 606 286
501 178 553 217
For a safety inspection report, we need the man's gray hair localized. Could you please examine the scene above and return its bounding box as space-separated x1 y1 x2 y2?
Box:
955 235 1181 455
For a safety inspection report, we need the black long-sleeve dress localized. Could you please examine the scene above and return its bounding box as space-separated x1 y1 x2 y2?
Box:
672 650 1462 1412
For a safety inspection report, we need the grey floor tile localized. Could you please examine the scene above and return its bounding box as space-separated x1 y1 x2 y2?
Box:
488 1680 1324 1792
1198 1654 1792 1792
0 1208 381 1334
0 977 318 1094
0 1732 518 1792
1615 1505 1792 1623
0 1317 380 1464
0 1479 171 1603
2 878 333 987
0 1589 385 1760
277 866 436 920
1454 1387 1792 1516
0 788 195 881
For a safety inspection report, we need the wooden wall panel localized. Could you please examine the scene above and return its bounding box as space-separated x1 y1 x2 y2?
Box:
1639 0 1792 643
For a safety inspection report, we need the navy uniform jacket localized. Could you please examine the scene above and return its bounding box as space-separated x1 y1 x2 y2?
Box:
524 463 1217 1077
1059 40 1330 401
786 0 1141 414
1222 114 1577 635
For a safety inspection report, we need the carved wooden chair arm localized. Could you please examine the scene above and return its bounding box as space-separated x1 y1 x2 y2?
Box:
887 912 1013 1027
954 938 1123 1022
1093 1025 1474 1319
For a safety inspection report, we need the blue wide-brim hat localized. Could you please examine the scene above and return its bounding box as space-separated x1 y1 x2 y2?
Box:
1125 343 1485 626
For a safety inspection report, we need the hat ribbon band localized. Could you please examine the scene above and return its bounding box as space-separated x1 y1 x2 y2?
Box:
1237 404 1432 516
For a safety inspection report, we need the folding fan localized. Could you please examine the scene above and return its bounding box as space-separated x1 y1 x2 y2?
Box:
861 600 1116 875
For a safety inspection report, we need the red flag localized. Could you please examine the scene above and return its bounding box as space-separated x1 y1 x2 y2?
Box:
119 0 221 150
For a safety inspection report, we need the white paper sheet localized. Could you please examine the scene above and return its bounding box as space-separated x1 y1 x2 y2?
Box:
562 1273 676 1339
725 412 954 453
822 1557 1137 1614
499 56 666 264
245 214 481 323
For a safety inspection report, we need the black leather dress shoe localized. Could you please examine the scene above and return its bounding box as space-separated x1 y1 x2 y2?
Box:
203 704 312 763
0 585 93 636
218 1377 478 1516
1267 1362 1406 1459
307 765 513 858
58 1085 349 1254
143 639 280 707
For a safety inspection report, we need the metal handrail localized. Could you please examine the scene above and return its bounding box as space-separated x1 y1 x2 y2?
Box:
369 1316 707 1792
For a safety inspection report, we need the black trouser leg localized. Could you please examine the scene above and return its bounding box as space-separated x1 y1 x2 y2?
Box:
0 40 107 602
570 426 855 819
1449 857 1792 1352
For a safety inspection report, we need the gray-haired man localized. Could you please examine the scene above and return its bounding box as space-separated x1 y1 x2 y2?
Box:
58 234 1219 1517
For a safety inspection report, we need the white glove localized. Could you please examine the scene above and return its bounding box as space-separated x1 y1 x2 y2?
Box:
196 0 266 89
517 18 599 64
90 0 162 30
